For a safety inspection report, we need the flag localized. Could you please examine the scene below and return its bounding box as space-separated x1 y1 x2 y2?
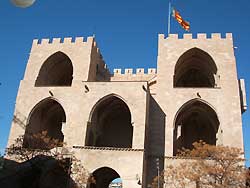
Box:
172 8 190 31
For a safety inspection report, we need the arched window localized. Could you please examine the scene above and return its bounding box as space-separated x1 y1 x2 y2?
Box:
173 100 219 155
35 51 73 87
23 98 66 149
88 167 121 188
174 48 217 88
85 95 133 148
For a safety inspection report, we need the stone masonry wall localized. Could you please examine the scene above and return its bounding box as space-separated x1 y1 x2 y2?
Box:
7 33 246 188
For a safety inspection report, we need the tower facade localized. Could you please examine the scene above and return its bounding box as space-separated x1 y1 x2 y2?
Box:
7 33 247 188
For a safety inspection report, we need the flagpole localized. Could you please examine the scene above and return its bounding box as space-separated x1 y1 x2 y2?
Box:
167 0 171 36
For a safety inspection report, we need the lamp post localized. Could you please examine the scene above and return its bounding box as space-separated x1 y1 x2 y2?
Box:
156 158 160 188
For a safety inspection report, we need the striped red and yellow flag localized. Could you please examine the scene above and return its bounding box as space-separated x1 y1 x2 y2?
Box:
172 8 190 31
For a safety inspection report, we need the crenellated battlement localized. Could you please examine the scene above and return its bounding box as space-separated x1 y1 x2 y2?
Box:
159 33 232 40
111 68 157 82
113 68 156 75
32 36 94 46
26 35 110 82
8 28 245 188
92 40 111 81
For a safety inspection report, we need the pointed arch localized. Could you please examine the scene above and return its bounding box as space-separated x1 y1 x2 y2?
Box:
173 99 220 155
35 51 73 87
85 94 133 148
87 167 121 188
88 94 132 123
174 47 218 87
23 97 66 149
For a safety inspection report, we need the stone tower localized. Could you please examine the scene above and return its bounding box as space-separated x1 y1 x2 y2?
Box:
7 33 247 188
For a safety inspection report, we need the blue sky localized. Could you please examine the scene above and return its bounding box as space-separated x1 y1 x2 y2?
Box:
0 0 250 165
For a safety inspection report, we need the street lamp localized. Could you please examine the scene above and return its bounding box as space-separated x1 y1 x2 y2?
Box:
156 158 160 188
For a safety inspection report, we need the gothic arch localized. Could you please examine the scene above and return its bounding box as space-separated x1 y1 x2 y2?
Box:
174 47 218 87
23 97 66 149
87 167 121 188
173 99 220 155
85 94 133 148
88 94 133 123
35 51 73 87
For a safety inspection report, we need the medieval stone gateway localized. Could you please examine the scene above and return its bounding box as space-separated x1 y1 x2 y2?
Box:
7 33 247 188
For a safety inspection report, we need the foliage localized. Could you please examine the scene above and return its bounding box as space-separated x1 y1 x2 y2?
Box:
153 141 248 188
5 131 90 188
6 131 59 161
247 168 250 187
70 156 95 188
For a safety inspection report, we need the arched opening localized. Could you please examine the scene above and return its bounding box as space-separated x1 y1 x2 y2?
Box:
173 100 219 155
35 51 73 87
174 48 217 87
23 98 66 149
88 167 122 188
85 95 133 148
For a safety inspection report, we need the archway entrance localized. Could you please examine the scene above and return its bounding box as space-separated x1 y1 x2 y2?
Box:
173 100 219 155
174 48 217 87
88 167 122 188
85 95 133 148
35 51 73 87
23 98 66 149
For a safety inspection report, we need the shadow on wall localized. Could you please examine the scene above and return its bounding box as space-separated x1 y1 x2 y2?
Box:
85 95 133 148
35 51 73 87
0 155 76 188
173 99 219 156
23 97 66 150
174 47 218 88
145 96 166 187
